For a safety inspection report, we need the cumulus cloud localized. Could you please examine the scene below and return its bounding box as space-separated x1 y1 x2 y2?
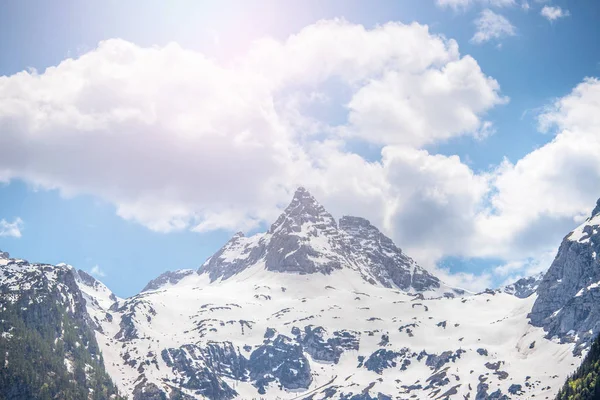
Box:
0 218 24 238
471 10 517 44
381 147 490 264
1 19 598 290
540 5 570 21
430 265 493 293
475 78 600 259
346 56 506 146
494 251 555 285
0 19 502 236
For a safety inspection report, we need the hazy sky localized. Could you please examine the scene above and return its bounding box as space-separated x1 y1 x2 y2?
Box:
1 0 599 297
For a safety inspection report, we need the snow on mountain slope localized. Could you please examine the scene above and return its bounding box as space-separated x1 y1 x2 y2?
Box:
4 191 598 399
81 189 587 399
92 266 579 399
530 198 600 355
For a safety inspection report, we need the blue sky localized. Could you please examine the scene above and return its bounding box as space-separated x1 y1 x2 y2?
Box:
1 0 599 296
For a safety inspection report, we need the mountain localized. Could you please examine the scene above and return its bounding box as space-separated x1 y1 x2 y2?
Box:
3 189 600 399
78 188 587 399
502 273 544 299
0 252 124 400
529 199 600 355
200 187 448 294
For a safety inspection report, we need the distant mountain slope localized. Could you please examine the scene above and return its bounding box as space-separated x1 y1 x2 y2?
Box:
555 333 600 400
0 252 124 400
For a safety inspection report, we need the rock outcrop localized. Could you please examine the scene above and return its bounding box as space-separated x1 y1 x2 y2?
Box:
529 198 600 353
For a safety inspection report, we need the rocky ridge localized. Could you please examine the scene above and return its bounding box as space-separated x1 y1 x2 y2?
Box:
200 187 447 295
530 200 600 354
502 273 544 299
0 252 123 399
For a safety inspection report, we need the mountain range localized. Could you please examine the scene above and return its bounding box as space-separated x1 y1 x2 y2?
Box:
2 188 600 399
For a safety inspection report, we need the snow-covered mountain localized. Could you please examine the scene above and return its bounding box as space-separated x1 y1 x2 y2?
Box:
78 189 593 399
0 253 124 399
502 273 544 299
3 189 600 399
530 199 600 355
200 187 450 295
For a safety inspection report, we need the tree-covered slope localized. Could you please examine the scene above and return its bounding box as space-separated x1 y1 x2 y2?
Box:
0 254 124 400
555 333 600 400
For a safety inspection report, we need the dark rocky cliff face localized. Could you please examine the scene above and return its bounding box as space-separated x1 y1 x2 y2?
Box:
529 199 600 354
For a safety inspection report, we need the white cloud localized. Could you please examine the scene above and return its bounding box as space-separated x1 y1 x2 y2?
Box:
346 56 507 146
0 19 598 290
90 265 106 277
471 9 517 44
0 218 23 238
430 264 493 292
494 251 555 286
540 5 570 21
475 78 600 259
0 19 503 235
381 147 490 264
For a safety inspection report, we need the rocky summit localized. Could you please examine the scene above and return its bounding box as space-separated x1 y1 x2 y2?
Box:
200 187 445 294
2 189 600 399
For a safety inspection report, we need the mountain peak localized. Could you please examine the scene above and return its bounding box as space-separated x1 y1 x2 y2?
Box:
293 186 310 198
268 187 337 234
287 187 323 213
197 186 445 292
591 198 600 218
0 250 9 260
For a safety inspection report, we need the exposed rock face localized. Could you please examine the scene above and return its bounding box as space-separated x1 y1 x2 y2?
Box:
200 232 262 282
425 349 466 371
198 187 444 293
249 334 313 393
295 325 359 364
265 187 345 275
339 216 440 291
592 198 600 219
161 343 243 400
132 381 168 400
530 198 600 353
142 269 195 292
364 348 415 374
503 273 544 299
